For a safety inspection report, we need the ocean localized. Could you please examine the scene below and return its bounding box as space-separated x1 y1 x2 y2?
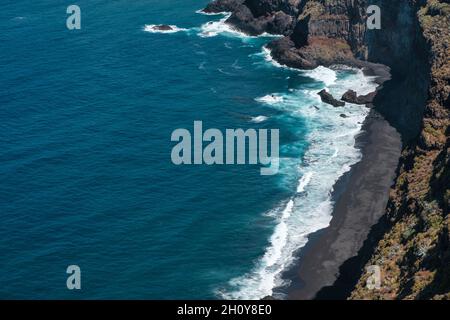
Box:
0 0 377 299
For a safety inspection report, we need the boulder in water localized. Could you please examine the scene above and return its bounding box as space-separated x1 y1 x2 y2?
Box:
318 89 345 107
341 90 376 105
152 25 174 31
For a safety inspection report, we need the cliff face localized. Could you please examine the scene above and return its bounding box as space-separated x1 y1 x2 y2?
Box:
204 0 450 299
266 0 432 139
290 0 449 299
351 1 450 299
365 0 432 141
266 0 368 69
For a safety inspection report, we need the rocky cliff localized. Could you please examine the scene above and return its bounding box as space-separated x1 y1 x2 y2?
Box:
205 0 301 35
350 0 450 300
204 0 450 299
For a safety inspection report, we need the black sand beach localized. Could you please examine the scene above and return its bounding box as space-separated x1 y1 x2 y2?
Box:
283 110 402 299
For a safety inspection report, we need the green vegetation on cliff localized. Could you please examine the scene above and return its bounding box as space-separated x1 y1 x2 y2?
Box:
351 0 450 300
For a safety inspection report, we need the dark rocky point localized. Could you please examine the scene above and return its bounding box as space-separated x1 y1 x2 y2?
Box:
205 0 298 36
152 25 173 31
318 89 345 107
341 90 376 105
203 0 244 13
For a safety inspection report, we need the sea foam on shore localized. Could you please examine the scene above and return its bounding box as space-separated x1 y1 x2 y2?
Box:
221 65 378 299
144 11 378 300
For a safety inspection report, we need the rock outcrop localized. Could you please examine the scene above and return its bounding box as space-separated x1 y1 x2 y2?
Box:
151 25 174 31
203 0 245 13
318 89 346 107
262 0 370 69
350 0 450 300
341 89 376 105
204 0 300 35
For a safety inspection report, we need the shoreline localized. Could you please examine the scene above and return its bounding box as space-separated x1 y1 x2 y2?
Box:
263 29 398 299
280 109 402 299
198 6 401 299
201 0 449 300
264 38 396 299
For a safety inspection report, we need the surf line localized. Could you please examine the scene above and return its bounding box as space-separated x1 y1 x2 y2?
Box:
170 121 279 175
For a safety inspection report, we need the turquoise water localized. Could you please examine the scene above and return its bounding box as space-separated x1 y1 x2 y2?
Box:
0 1 376 299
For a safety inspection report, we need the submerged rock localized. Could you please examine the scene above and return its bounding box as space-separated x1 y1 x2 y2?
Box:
318 89 345 107
151 25 174 31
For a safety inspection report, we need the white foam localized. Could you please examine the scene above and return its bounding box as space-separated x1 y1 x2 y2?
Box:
332 69 377 96
256 94 284 104
198 14 280 39
220 59 378 300
198 62 206 70
143 25 188 34
297 172 313 193
195 10 230 16
261 47 339 88
259 47 300 71
250 115 269 123
198 13 242 38
302 66 337 87
261 47 285 69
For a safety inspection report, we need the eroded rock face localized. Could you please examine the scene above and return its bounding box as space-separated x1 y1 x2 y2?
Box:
267 11 295 34
203 0 245 13
267 35 356 69
204 0 300 36
244 0 301 17
263 0 370 69
227 4 269 35
350 0 450 300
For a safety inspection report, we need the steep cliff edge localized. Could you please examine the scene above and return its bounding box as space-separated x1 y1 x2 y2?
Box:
350 1 450 299
267 0 368 69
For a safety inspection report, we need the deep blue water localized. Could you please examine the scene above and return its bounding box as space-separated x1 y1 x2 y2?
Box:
0 0 373 299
